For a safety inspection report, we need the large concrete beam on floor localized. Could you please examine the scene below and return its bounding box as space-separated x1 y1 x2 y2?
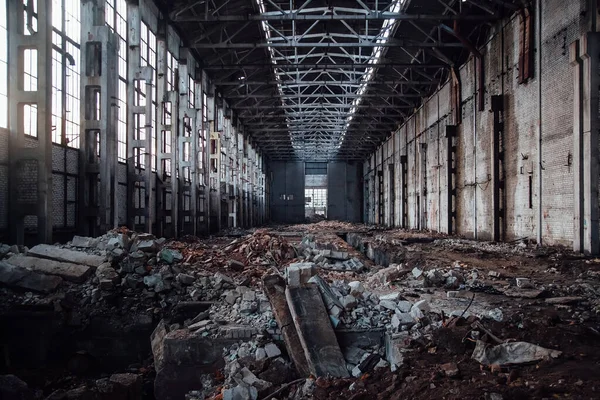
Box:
262 275 311 377
7 0 53 244
285 284 349 378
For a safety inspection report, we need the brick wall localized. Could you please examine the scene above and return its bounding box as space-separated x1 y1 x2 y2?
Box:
0 128 80 240
365 0 587 246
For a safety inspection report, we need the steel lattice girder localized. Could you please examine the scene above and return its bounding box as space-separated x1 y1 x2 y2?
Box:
172 10 497 22
194 40 465 49
175 0 512 160
202 62 447 69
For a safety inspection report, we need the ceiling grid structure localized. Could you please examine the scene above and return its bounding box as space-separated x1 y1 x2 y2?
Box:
158 0 518 161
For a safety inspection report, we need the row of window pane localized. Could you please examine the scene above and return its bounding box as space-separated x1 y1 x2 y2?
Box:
0 0 256 184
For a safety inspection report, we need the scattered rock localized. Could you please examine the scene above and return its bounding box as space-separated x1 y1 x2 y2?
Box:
440 362 460 378
264 343 281 358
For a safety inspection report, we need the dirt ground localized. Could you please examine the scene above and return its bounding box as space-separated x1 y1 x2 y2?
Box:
305 230 600 400
3 223 600 400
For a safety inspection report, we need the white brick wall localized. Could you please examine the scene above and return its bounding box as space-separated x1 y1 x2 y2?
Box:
365 0 586 246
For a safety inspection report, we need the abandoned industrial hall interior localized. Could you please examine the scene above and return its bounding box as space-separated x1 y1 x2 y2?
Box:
4 0 600 399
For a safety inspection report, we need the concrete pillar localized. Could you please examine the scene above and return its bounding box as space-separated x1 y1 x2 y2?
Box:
570 39 584 252
445 126 457 235
578 33 600 254
176 55 199 236
79 0 119 236
195 75 209 235
126 2 154 233
8 0 53 244
156 37 179 238
491 95 505 242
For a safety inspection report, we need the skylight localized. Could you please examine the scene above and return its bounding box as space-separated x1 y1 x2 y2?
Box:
339 0 405 149
253 0 406 159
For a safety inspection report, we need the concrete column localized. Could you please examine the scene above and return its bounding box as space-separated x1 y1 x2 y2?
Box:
570 39 584 252
578 33 600 254
126 2 154 233
7 0 53 244
156 37 179 238
176 55 198 236
195 76 209 235
79 0 119 236
491 95 505 242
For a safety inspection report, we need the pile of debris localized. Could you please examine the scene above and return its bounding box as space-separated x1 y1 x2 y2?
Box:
277 220 367 233
4 224 600 400
299 235 365 272
222 230 297 266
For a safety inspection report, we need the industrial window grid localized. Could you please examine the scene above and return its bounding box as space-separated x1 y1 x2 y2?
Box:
139 21 157 171
306 188 327 210
45 0 82 147
106 0 128 162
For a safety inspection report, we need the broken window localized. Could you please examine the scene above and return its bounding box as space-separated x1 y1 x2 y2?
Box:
518 8 534 84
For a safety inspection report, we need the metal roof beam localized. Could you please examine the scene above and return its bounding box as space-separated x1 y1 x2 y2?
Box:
226 93 424 99
194 40 464 49
215 79 437 85
174 12 496 22
234 104 413 110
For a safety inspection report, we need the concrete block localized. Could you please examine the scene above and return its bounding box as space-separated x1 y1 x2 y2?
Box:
285 265 301 287
307 275 344 312
262 275 310 377
7 255 92 283
0 261 62 293
28 244 105 268
379 292 400 301
71 236 95 248
348 281 364 297
264 343 281 358
152 321 236 400
286 284 349 377
385 332 408 371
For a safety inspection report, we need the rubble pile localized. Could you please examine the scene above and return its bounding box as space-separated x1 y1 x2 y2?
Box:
433 237 530 254
299 235 365 271
222 230 297 266
2 223 600 399
217 341 296 399
277 220 366 232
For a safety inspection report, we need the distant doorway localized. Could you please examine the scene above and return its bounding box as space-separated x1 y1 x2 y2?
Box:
304 162 328 220
305 187 327 219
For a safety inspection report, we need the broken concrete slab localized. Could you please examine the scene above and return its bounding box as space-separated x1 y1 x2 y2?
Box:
0 261 62 293
545 296 585 305
262 275 310 377
6 255 92 283
264 343 281 358
336 328 385 349
343 346 367 365
502 288 544 299
151 320 236 400
71 235 96 248
0 374 37 400
307 275 344 313
28 244 105 268
385 332 408 371
286 284 349 378
109 373 143 399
